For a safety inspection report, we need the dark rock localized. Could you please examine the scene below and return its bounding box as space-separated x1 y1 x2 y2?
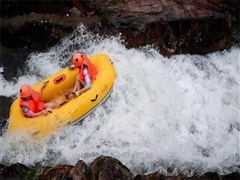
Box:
199 172 221 180
70 160 90 180
0 11 103 51
0 1 102 63
0 6 102 81
0 13 73 49
0 0 73 18
135 171 165 180
222 172 240 180
0 45 31 80
135 171 187 180
89 155 134 180
78 0 234 56
1 161 240 180
39 164 74 180
35 167 50 178
0 164 7 176
1 0 238 57
0 163 29 178
73 0 92 16
69 7 82 17
227 0 240 45
0 96 13 135
135 171 240 180
0 96 12 119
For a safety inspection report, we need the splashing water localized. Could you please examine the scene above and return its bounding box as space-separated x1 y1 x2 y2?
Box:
0 25 239 176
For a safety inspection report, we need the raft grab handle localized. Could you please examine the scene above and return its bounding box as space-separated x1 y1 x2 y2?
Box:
91 94 98 102
109 58 113 64
53 74 66 84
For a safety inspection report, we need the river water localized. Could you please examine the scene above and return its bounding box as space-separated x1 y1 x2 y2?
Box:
0 25 239 176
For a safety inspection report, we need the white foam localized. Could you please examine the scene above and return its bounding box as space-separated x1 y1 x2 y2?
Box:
0 25 239 175
0 73 39 97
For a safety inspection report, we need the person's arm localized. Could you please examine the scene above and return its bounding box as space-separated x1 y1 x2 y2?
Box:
22 107 49 118
34 109 49 117
77 75 90 95
39 81 48 98
21 107 36 118
21 106 49 118
76 67 91 96
69 64 77 70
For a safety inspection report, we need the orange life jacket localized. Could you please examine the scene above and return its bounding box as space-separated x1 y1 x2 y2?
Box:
19 90 44 113
79 57 97 83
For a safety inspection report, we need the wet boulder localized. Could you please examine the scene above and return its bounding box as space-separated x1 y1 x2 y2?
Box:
78 0 234 56
0 1 103 80
0 45 31 80
0 96 13 135
39 164 74 180
89 155 134 180
1 0 238 57
0 163 29 178
70 160 90 180
0 0 103 51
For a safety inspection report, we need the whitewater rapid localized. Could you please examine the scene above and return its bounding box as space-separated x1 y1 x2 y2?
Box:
0 25 239 176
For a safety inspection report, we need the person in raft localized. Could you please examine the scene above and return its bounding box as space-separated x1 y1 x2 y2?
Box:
19 83 60 118
66 53 97 100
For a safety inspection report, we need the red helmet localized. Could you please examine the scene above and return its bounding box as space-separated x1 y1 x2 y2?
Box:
72 53 88 67
20 84 32 98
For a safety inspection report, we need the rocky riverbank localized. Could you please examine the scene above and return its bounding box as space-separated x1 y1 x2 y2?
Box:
1 156 240 180
1 0 240 58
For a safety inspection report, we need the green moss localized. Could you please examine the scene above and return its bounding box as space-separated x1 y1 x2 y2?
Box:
23 169 39 180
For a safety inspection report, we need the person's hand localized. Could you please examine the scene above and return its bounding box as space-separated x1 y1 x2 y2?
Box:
43 108 52 116
41 81 48 89
68 65 75 70
42 109 49 116
75 90 81 97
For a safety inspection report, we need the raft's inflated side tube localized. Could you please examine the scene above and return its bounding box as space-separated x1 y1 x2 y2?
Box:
8 54 117 138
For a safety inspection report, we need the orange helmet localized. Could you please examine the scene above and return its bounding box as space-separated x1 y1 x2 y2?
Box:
20 84 32 98
72 53 88 67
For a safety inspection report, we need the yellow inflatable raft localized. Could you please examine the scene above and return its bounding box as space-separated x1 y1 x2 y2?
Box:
8 54 117 138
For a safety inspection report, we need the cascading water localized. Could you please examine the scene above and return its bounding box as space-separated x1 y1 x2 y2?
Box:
0 25 239 176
